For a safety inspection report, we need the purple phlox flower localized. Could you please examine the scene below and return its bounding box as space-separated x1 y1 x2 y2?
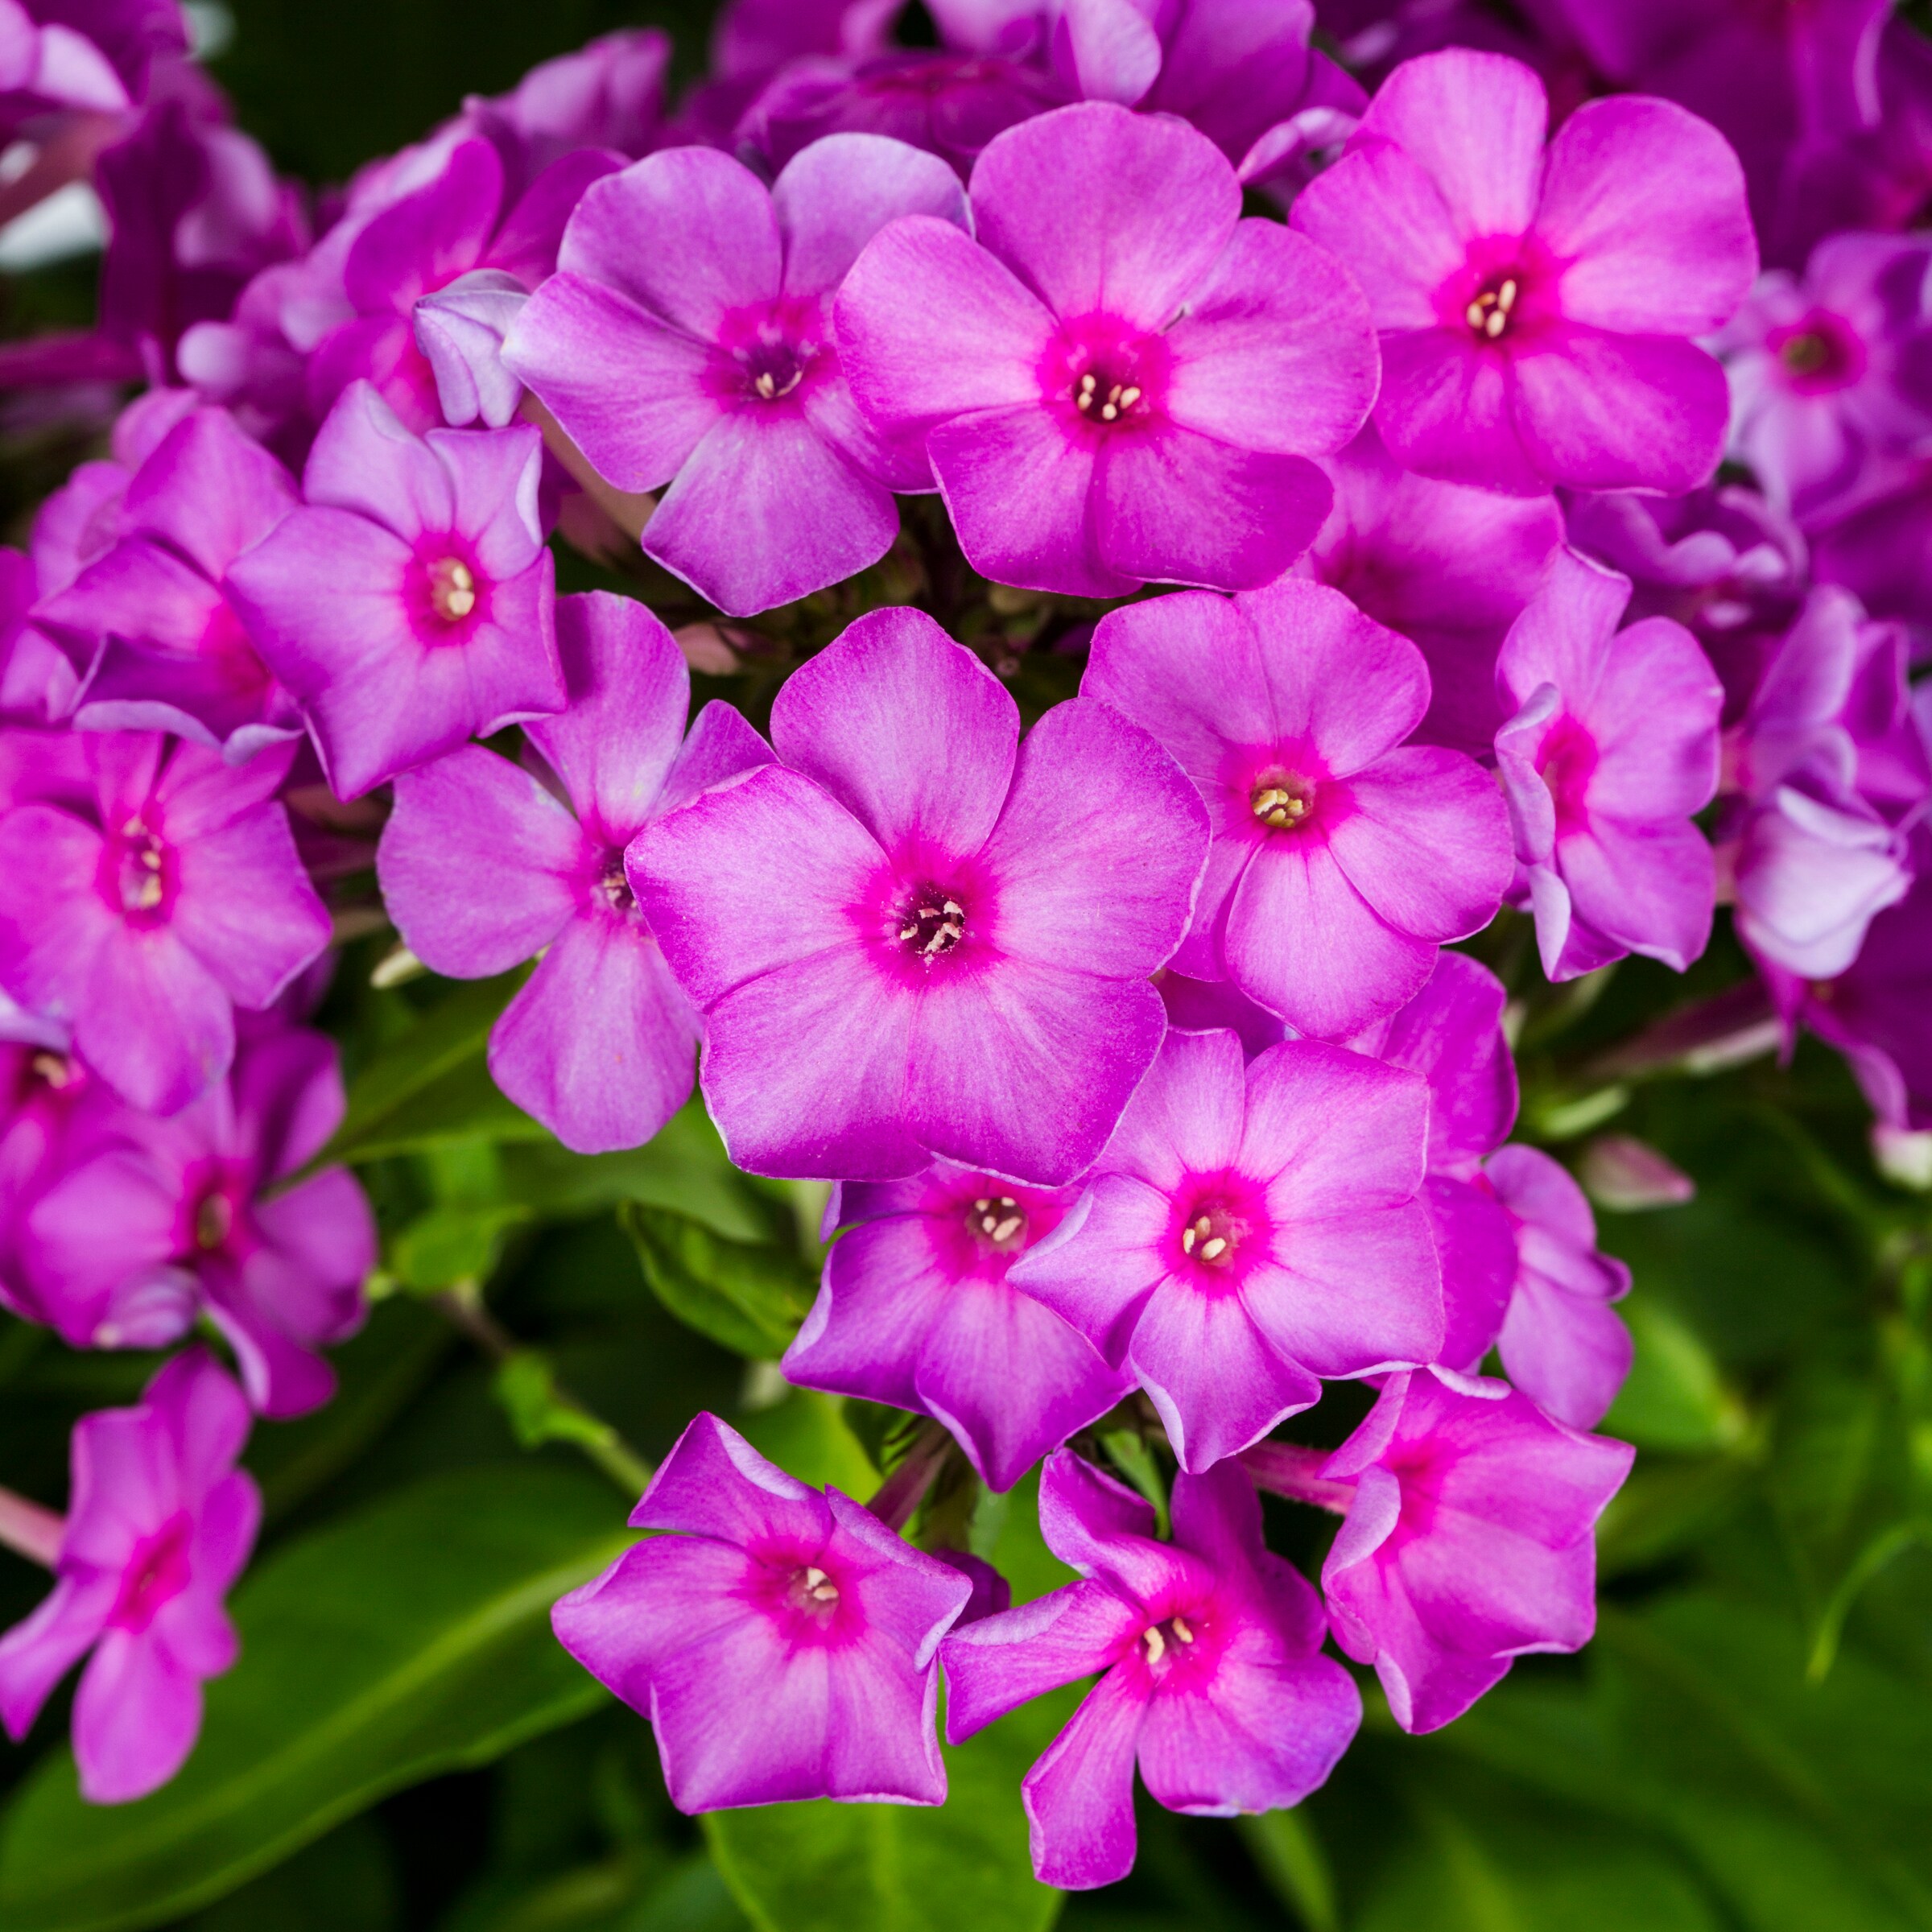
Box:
1541 0 1891 255
1724 585 1931 980
1292 47 1757 497
1346 951 1521 1376
1577 1132 1695 1211
0 1348 258 1803
0 732 330 1115
456 28 670 175
0 1039 118 1329
21 1023 373 1414
0 544 78 725
942 1449 1359 1890
1778 825 1932 1129
711 0 900 88
783 1160 1132 1492
1085 574 1514 1041
736 52 1070 181
505 134 969 617
836 101 1377 598
1770 18 1932 272
1302 421 1564 758
629 607 1208 1185
308 134 625 435
225 380 561 799
1494 547 1724 982
94 86 308 385
1008 1027 1441 1472
378 592 770 1154
552 1412 972 1810
1802 444 1932 647
0 0 188 166
935 1546 1010 1624
1481 1145 1632 1429
1312 1364 1633 1731
923 0 1364 196
1719 232 1932 514
1562 483 1807 722
35 405 303 760
413 270 531 431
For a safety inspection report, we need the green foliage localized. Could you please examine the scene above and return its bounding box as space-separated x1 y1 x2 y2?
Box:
0 1466 631 1932
620 1204 815 1361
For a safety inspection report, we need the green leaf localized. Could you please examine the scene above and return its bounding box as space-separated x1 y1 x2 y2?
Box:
391 1200 535 1291
1238 1810 1337 1932
619 1205 814 1360
704 1690 1072 1932
0 1464 632 1932
1352 1765 1719 1932
323 975 536 1166
1604 1292 1747 1454
736 1390 877 1496
184 1816 398 1932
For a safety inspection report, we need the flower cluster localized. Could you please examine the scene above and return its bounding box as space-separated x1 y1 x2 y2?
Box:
0 0 1926 1893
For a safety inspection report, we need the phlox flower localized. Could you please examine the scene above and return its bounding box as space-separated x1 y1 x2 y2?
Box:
20 1024 374 1417
1727 584 1931 980
941 1450 1358 1890
836 101 1377 597
783 1161 1131 1492
1484 1145 1633 1430
1085 574 1513 1040
0 732 330 1115
1008 1027 1441 1472
1315 1366 1633 1732
629 606 1208 1185
378 592 771 1154
1292 47 1757 496
1719 232 1932 513
0 1349 259 1803
1494 548 1724 982
551 1413 972 1810
505 133 970 617
35 406 302 761
225 381 561 799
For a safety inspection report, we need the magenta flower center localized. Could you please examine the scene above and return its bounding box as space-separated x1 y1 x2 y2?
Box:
896 884 968 960
1043 318 1170 431
109 1511 193 1632
1465 271 1522 342
1178 1199 1245 1269
27 1049 77 1096
1250 774 1316 832
1535 714 1597 832
194 1189 234 1253
426 555 478 623
596 851 636 914
742 339 808 403
1770 310 1865 393
1139 1612 1199 1669
110 819 174 924
1072 365 1147 423
965 1192 1028 1253
787 1562 842 1616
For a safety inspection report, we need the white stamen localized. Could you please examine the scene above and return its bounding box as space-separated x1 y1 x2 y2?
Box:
991 1215 1022 1243
1170 1616 1194 1644
1142 1624 1166 1664
1199 1236 1228 1261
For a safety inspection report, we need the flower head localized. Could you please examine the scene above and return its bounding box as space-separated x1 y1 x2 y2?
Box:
1293 47 1757 495
941 1450 1359 1890
1086 574 1513 1040
629 606 1208 1185
226 382 561 799
0 1349 260 1803
21 1024 374 1416
1009 1027 1441 1470
784 1160 1131 1491
36 407 302 761
0 732 330 1114
1495 548 1724 982
506 134 970 616
378 592 771 1154
551 1412 972 1810
836 101 1377 597
1319 1366 1633 1732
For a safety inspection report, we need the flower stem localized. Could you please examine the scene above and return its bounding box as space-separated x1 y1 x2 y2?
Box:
866 1419 954 1533
1241 1443 1356 1515
433 1281 656 1501
0 1484 64 1567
